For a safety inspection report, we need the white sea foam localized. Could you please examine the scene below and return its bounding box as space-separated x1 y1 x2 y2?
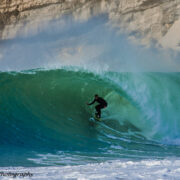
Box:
1 159 180 180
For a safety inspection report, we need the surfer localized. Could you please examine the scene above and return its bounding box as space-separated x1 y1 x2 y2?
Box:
87 94 107 118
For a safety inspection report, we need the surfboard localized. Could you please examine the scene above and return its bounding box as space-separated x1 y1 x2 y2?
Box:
89 116 101 122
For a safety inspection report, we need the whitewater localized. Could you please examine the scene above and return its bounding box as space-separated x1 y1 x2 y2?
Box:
0 14 180 179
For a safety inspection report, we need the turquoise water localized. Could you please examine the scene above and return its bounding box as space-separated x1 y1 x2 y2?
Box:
0 68 180 166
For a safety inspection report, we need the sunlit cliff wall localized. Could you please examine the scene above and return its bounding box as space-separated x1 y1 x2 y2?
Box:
0 0 180 49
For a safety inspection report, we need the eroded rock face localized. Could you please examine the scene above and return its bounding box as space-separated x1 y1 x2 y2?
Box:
106 0 180 49
0 0 180 49
0 0 90 39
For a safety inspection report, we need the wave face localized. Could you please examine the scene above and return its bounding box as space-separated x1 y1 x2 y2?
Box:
0 69 180 166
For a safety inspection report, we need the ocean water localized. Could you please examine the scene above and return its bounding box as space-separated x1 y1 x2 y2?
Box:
0 68 180 179
0 9 180 179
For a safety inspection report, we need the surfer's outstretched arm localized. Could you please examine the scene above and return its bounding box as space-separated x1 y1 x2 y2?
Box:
87 99 96 105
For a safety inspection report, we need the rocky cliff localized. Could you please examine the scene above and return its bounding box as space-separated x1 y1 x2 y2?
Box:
0 0 180 49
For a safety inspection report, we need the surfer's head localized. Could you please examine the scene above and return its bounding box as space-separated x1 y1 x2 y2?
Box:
95 94 99 99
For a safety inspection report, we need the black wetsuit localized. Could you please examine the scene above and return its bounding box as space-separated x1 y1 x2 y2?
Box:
88 97 107 118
